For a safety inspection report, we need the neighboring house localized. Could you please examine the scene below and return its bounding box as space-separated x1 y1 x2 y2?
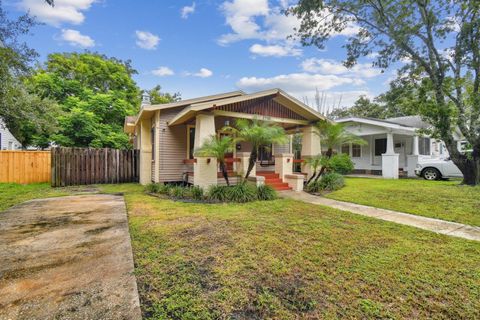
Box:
124 88 326 190
0 119 22 150
336 116 463 179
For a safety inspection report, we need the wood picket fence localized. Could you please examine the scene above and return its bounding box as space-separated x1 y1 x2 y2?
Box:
0 151 51 184
51 147 139 187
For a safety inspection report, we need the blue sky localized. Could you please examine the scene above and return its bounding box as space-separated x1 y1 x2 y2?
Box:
7 0 398 108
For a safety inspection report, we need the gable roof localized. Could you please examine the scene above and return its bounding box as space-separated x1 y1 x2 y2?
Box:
167 88 325 126
336 116 418 135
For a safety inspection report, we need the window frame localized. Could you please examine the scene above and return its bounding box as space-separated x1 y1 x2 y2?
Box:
351 143 362 158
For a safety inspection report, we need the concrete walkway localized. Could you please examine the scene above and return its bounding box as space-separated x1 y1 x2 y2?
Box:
281 191 480 241
0 194 141 320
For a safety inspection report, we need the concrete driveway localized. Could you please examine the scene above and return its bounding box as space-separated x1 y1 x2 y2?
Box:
0 194 141 320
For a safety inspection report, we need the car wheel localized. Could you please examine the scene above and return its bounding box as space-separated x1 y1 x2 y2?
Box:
422 168 441 181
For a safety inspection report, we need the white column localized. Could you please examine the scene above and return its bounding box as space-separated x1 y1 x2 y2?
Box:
301 125 321 180
382 132 399 179
193 113 217 188
274 153 293 180
237 152 255 177
407 135 420 177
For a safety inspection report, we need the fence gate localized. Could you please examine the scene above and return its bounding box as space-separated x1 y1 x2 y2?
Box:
51 147 139 187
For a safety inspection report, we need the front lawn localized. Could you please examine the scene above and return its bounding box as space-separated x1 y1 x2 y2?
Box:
100 184 480 319
0 183 71 212
326 178 480 227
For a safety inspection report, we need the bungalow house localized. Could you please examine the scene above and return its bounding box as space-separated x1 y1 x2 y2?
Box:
336 116 461 179
0 119 22 150
124 89 326 191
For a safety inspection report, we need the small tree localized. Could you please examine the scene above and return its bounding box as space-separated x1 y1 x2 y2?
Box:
305 155 323 184
313 120 366 181
195 135 234 186
225 118 288 179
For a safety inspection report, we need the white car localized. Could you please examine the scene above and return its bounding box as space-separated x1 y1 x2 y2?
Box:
415 158 463 180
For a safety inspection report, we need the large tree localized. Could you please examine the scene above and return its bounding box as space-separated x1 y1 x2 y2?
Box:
289 0 480 185
28 52 141 149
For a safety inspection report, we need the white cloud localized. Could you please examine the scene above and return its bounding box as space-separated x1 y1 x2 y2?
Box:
19 0 96 26
135 31 160 50
301 58 381 78
186 68 213 78
59 29 95 47
181 2 196 19
152 66 174 77
249 43 301 57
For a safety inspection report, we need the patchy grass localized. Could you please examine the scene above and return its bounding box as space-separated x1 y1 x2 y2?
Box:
0 183 71 212
98 184 480 319
326 178 480 227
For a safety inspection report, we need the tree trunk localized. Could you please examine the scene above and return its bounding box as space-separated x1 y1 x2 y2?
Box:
451 148 480 186
306 169 317 184
313 148 333 182
244 148 257 179
220 161 230 186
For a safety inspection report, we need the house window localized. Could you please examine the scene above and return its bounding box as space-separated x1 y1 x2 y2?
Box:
352 144 361 158
375 138 387 156
341 144 350 155
187 126 195 159
258 144 273 161
151 128 155 161
419 137 430 155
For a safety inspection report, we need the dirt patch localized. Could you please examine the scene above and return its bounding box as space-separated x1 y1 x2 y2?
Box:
0 194 141 320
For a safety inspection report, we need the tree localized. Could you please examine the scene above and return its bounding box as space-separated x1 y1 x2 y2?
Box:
147 85 181 104
304 155 323 184
329 95 385 119
225 118 288 179
313 120 366 181
289 0 480 185
28 52 141 149
195 135 235 186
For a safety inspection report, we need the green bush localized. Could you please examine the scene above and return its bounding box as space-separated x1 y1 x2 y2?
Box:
169 185 187 199
208 185 229 202
306 173 345 192
145 183 160 193
190 185 204 200
256 185 277 201
328 154 354 174
227 182 257 203
157 184 171 195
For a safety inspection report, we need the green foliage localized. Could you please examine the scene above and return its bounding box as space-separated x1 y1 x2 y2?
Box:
145 183 161 193
256 185 277 201
226 182 257 203
307 173 345 192
314 120 367 154
195 135 235 185
207 185 229 202
189 185 204 200
146 85 181 104
327 154 354 174
168 186 187 199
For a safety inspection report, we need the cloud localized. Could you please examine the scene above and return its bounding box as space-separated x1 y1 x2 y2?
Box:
301 58 381 78
135 31 160 50
189 68 213 78
181 2 196 19
19 0 96 26
59 29 95 47
152 66 174 77
249 43 301 57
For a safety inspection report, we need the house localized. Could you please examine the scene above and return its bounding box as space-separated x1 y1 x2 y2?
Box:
124 88 326 190
0 119 22 150
336 116 461 179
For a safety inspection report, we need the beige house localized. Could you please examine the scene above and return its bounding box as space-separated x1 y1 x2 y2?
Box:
124 88 326 191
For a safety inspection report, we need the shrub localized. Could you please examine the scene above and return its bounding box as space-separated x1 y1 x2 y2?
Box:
227 182 257 203
328 153 354 174
208 185 229 202
256 185 277 201
169 185 187 199
145 183 163 193
306 173 345 192
190 185 204 200
157 184 171 195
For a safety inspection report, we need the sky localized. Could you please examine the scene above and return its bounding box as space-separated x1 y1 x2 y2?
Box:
6 0 400 109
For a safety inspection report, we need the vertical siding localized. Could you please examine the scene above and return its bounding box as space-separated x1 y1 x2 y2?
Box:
158 107 189 182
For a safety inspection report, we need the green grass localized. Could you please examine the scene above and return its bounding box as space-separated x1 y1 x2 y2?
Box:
97 184 480 319
325 178 480 227
0 183 71 212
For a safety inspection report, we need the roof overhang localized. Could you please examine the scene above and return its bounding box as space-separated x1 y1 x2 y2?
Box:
338 117 418 136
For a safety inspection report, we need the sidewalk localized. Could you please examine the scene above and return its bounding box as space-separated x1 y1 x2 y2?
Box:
280 191 480 241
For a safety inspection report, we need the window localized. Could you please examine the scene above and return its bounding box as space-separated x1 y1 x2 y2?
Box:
352 144 361 157
187 126 195 159
375 138 387 156
341 144 350 155
419 137 430 155
258 144 273 161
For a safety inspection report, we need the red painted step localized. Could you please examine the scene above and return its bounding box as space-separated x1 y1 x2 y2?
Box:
257 172 292 191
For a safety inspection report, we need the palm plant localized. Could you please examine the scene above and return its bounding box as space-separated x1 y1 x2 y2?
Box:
225 118 288 179
195 135 234 186
313 120 366 181
304 154 323 184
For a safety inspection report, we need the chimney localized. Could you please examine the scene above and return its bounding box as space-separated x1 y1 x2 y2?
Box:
141 91 151 108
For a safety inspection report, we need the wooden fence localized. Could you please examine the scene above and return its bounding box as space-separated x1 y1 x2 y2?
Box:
0 151 51 184
51 147 139 187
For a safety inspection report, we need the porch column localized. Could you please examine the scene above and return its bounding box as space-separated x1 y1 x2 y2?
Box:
274 153 293 180
237 152 254 177
193 113 217 188
407 135 420 177
382 132 399 179
301 125 321 180
139 118 152 185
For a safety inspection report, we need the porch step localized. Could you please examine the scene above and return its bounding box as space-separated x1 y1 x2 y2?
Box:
257 172 292 191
